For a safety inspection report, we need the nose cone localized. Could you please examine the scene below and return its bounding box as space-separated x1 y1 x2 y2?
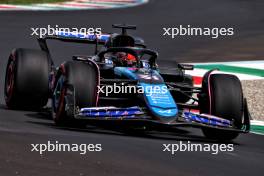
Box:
139 83 178 123
151 107 178 123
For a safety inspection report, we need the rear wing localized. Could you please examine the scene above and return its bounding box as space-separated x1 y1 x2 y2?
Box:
39 31 110 44
38 31 110 57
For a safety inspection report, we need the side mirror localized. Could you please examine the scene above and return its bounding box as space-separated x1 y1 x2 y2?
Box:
178 64 194 70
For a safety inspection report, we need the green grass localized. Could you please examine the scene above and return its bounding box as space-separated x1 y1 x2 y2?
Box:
195 64 264 77
0 0 67 4
251 125 264 135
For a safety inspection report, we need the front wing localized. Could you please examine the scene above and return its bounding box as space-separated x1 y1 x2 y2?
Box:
64 84 250 133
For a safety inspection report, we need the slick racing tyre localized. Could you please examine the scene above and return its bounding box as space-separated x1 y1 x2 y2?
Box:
4 48 50 109
199 73 243 141
52 61 99 125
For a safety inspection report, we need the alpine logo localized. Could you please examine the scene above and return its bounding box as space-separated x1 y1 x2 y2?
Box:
138 74 159 80
158 109 172 114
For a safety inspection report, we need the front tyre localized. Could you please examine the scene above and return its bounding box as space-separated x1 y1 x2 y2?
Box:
199 73 244 141
52 61 99 125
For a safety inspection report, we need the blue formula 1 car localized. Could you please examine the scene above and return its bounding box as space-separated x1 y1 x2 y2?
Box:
4 24 250 141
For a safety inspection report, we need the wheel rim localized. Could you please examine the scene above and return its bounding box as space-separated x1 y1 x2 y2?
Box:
53 76 66 121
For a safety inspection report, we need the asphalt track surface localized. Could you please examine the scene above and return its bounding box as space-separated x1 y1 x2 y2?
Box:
0 0 264 175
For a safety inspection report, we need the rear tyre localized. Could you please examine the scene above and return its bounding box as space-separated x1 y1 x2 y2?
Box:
199 73 244 141
4 48 50 109
52 61 99 125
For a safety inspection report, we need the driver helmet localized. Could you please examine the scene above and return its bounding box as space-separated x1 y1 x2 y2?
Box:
116 52 137 66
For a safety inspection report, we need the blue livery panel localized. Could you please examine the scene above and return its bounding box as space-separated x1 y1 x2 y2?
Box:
114 67 178 122
139 83 178 123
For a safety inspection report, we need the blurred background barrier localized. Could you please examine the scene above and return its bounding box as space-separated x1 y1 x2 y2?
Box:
0 0 149 10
